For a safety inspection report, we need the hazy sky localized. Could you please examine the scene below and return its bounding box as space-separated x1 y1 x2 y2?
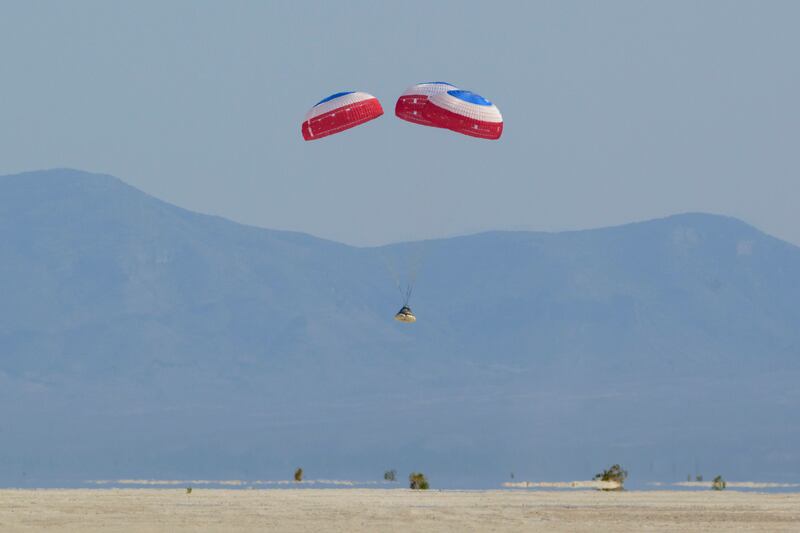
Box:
1 1 798 246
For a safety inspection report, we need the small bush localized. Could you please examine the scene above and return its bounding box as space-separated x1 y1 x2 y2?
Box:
185 487 192 495
294 467 304 482
594 464 628 490
384 469 397 482
712 475 726 490
409 472 429 490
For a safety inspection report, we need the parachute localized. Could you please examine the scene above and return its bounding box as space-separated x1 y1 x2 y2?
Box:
422 89 503 140
395 82 458 128
301 91 383 141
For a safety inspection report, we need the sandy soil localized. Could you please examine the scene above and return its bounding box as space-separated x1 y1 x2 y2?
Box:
1 489 799 532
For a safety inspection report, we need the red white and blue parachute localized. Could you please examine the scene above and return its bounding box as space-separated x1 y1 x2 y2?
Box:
395 82 458 128
301 91 383 141
423 89 503 140
303 85 502 141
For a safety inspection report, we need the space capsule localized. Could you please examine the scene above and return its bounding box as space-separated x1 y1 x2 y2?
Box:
394 305 416 323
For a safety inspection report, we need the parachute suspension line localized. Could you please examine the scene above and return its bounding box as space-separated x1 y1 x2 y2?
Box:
380 241 425 308
403 240 426 304
403 285 413 306
398 283 408 303
380 250 405 299
381 249 414 309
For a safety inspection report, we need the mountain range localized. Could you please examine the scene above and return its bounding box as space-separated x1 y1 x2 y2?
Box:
1 169 798 487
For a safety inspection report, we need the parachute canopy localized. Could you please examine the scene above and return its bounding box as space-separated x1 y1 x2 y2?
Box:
394 305 416 323
395 82 458 128
302 91 383 141
423 89 503 140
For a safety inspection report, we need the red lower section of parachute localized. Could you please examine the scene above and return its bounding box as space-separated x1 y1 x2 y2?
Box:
422 104 503 140
302 98 383 141
395 96 444 128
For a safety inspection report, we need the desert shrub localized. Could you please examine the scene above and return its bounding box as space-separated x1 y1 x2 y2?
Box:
594 464 628 490
384 469 397 482
712 475 726 490
294 467 304 482
185 487 192 495
409 472 429 490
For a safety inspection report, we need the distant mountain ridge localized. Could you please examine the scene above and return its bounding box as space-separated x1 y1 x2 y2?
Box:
1 169 799 487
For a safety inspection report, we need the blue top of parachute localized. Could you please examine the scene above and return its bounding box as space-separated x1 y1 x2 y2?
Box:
447 90 493 106
315 91 355 106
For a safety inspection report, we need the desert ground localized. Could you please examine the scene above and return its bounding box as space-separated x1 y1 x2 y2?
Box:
1 488 799 532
